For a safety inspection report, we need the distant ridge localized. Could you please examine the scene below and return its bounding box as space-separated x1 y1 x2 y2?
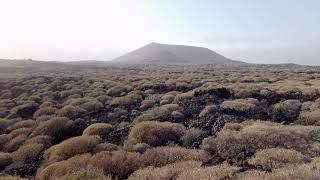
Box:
113 42 244 64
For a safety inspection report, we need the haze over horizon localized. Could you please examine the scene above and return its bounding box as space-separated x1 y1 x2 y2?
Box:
0 0 319 65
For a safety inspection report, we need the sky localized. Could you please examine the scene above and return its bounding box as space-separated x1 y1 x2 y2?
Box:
0 0 319 65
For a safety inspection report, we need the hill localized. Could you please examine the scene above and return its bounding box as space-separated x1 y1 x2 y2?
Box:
113 42 244 64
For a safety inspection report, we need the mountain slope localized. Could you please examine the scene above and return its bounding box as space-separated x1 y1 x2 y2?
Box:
113 42 243 64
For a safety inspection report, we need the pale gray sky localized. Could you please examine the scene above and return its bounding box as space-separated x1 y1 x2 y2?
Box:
0 0 319 65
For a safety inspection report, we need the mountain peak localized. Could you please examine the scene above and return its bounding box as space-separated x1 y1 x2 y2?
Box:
113 43 244 64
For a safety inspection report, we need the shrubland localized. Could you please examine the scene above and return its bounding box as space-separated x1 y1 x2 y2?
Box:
0 64 320 179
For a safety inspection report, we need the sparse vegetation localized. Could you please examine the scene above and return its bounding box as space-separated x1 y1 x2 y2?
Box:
1 64 320 179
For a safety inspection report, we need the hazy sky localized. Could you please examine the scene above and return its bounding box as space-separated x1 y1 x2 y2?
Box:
0 0 319 65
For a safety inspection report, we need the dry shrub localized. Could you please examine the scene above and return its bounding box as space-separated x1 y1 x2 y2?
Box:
96 95 112 105
0 134 12 150
59 165 111 180
93 143 119 153
177 162 240 180
3 134 27 152
221 98 259 111
68 94 82 99
140 146 209 167
128 121 186 146
231 84 260 98
128 161 202 180
39 101 56 109
238 158 320 180
106 86 131 97
33 107 57 118
37 154 92 180
63 98 88 107
82 123 113 136
298 110 320 125
248 148 311 170
173 91 194 104
0 119 12 133
24 135 52 147
35 115 54 122
57 105 86 119
132 104 183 125
160 99 170 106
199 105 218 117
0 99 16 109
0 175 25 180
236 170 268 180
111 93 143 106
30 117 73 138
140 100 156 109
38 154 113 180
181 128 205 147
0 108 9 119
89 150 141 179
310 98 320 111
8 128 32 138
80 100 104 112
213 121 320 164
43 136 100 163
12 143 44 163
264 159 320 180
0 152 12 169
9 120 36 130
125 143 151 153
59 89 82 99
161 94 175 103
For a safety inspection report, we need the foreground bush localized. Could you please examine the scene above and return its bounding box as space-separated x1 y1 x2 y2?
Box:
33 107 57 119
0 152 12 169
248 148 311 170
12 143 44 163
0 175 25 180
128 121 186 146
221 98 259 112
128 161 202 180
177 163 240 180
30 117 73 138
298 110 320 125
9 120 36 130
0 134 12 150
140 146 209 167
24 135 52 148
59 165 111 180
93 143 119 153
111 93 143 106
0 119 13 133
132 104 183 125
57 105 86 119
37 154 94 180
211 121 320 164
82 123 113 136
107 86 131 97
89 150 141 179
43 136 100 163
80 100 104 113
238 158 320 180
8 127 32 138
38 151 139 180
3 134 28 152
